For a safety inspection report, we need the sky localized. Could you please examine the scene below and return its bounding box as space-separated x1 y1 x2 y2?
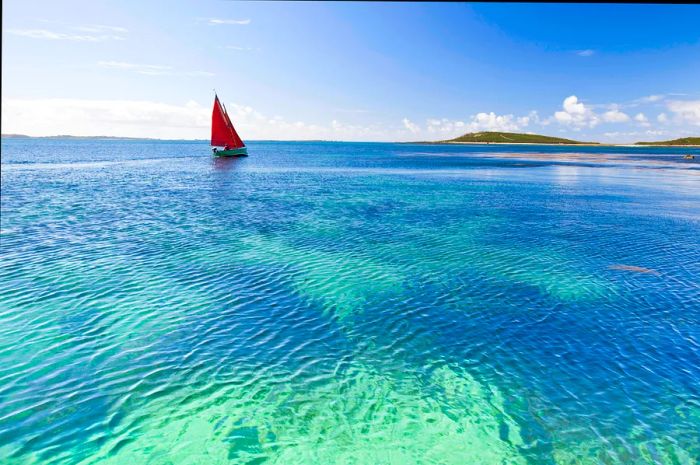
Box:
2 1 700 143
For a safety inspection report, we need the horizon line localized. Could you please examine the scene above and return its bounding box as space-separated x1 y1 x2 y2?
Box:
2 133 699 146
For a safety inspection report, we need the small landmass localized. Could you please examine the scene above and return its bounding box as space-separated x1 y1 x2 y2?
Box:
434 131 597 145
634 137 700 146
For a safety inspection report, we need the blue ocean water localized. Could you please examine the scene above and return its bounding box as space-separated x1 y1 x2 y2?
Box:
1 138 699 464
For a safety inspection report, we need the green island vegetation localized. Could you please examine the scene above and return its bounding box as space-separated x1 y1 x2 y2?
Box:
634 137 700 146
438 131 596 145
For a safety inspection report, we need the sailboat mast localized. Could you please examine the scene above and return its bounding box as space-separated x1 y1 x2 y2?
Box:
220 101 235 133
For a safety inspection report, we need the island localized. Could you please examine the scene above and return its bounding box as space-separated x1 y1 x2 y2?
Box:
432 131 597 145
634 137 700 146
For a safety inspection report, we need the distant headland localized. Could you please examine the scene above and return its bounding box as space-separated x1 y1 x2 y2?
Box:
634 137 700 146
423 131 700 147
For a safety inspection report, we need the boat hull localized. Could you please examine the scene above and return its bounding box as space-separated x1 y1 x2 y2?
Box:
212 147 248 157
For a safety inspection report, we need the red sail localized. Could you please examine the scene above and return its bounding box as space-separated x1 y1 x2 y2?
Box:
223 104 245 148
211 96 245 148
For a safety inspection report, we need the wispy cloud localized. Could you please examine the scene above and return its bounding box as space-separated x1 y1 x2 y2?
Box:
74 24 128 34
224 45 259 52
602 93 692 111
333 108 371 114
402 118 420 134
576 49 595 57
666 99 700 126
639 94 665 103
98 61 172 73
8 28 125 41
602 129 668 139
179 71 216 77
201 18 251 25
97 61 214 77
227 103 395 140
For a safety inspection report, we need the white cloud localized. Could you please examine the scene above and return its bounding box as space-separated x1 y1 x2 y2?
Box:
550 96 659 128
97 61 214 77
8 28 125 41
517 111 539 127
563 95 586 115
667 99 700 126
601 108 630 123
576 49 595 57
3 94 693 143
632 113 651 128
1 98 211 139
553 95 599 128
402 118 421 134
1 97 396 141
204 18 251 25
425 118 464 136
469 112 521 131
420 111 537 139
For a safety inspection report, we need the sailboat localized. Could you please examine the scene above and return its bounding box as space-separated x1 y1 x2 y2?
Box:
211 93 247 157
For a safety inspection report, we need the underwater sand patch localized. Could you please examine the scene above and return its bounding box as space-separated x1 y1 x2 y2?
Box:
608 264 660 275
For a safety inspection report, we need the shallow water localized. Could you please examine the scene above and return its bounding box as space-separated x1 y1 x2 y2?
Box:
1 139 699 464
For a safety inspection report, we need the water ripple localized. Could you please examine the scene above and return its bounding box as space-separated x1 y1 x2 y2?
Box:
1 139 699 464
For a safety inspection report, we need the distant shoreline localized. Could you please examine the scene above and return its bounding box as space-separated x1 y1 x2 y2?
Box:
419 141 700 148
2 134 699 148
1 134 208 142
429 131 700 148
421 141 602 147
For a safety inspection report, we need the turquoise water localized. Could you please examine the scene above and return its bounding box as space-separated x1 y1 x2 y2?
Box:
1 139 699 464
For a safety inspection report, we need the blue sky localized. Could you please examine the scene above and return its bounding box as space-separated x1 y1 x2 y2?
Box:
2 1 699 142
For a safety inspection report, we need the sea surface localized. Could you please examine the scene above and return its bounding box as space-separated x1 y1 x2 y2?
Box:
1 138 699 465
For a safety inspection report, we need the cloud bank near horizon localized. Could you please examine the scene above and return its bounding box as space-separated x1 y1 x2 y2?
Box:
2 95 698 142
